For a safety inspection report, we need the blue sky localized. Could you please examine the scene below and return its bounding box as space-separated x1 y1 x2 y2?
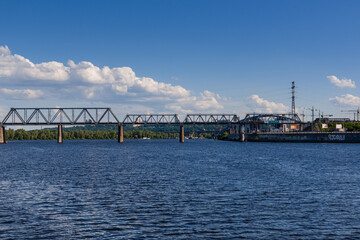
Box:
1 0 360 120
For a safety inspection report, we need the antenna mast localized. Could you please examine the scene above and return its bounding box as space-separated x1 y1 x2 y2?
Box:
291 81 295 115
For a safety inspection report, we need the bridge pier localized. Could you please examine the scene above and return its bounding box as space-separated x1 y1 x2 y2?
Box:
118 124 124 143
0 125 5 144
179 124 184 143
240 125 245 142
57 124 63 143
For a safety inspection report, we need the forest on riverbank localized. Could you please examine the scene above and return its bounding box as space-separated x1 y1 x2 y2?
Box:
4 128 214 140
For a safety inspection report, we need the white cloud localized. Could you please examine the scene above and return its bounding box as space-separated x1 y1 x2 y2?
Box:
0 45 11 55
329 94 360 106
165 90 224 113
327 75 356 89
0 45 69 81
0 88 44 99
0 45 225 112
245 95 288 113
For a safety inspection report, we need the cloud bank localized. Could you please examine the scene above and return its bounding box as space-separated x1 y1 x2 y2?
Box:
327 75 356 89
245 95 288 113
0 45 224 112
329 94 360 106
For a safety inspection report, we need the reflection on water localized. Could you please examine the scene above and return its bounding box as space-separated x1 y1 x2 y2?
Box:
0 140 360 239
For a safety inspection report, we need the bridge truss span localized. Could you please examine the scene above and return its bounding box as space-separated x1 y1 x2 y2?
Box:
1 108 120 125
122 114 181 125
184 114 240 124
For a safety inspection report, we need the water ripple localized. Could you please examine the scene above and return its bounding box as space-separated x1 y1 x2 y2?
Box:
0 140 359 239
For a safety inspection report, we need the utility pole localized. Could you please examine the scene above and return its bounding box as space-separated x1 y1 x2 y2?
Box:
291 81 295 116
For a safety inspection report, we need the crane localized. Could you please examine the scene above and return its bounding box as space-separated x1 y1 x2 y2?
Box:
306 106 319 131
299 111 305 122
341 108 360 121
306 106 318 122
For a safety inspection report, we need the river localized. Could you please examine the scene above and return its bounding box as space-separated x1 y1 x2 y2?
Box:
0 140 359 239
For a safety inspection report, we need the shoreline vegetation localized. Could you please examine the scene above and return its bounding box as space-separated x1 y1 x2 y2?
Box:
4 129 214 141
3 124 221 141
316 122 360 132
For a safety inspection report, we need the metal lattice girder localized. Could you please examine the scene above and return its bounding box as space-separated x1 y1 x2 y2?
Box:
183 114 239 124
123 114 180 124
241 113 302 123
1 108 120 125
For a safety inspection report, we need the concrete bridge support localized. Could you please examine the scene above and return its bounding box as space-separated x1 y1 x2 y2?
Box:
179 124 184 143
58 124 63 143
240 125 245 142
118 124 124 143
0 125 5 144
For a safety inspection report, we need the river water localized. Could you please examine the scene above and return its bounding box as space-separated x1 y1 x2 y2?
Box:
0 140 359 239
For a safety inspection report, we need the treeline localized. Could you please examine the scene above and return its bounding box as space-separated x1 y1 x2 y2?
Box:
217 131 229 140
318 122 360 132
4 129 213 140
51 124 224 132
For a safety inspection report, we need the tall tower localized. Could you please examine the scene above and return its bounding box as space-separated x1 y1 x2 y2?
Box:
291 81 295 115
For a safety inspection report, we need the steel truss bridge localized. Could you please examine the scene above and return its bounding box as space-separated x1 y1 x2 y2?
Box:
1 108 240 125
0 108 302 143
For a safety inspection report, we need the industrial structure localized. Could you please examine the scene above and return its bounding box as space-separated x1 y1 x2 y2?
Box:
291 81 296 116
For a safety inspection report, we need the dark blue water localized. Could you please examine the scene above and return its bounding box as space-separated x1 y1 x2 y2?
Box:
0 140 360 239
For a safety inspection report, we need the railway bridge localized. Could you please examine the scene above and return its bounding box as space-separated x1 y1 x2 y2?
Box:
0 107 240 143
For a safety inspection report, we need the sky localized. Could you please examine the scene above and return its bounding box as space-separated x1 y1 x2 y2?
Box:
1 0 360 121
